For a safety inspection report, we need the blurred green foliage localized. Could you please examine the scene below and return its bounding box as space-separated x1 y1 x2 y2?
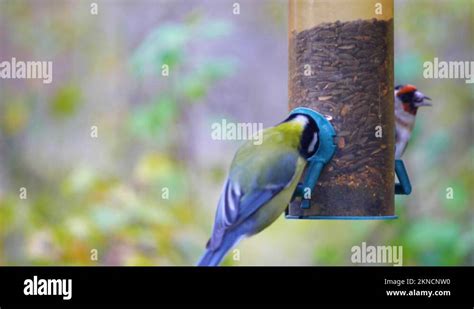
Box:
129 19 236 140
0 7 237 265
0 1 472 266
2 97 30 135
50 85 83 118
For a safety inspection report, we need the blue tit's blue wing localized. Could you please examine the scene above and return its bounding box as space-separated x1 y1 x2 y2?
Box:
207 149 299 250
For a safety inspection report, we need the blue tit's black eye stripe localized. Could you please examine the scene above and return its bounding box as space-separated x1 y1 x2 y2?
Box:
298 114 319 159
281 113 319 158
280 113 298 124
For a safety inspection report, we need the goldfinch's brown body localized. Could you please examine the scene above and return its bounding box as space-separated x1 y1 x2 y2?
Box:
395 85 431 159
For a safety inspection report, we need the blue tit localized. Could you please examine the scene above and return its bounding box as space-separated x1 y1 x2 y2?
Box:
197 113 320 266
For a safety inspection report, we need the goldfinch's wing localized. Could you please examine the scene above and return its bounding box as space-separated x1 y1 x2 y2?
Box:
207 148 299 250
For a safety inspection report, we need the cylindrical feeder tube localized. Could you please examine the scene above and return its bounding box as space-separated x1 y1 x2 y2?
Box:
288 0 395 218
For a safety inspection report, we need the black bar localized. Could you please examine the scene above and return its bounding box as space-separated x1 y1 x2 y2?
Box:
0 267 471 306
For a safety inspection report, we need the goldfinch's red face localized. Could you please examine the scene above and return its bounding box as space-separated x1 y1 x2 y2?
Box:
395 84 432 114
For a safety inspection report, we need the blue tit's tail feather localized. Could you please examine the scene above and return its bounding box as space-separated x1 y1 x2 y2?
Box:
197 231 242 266
197 247 227 266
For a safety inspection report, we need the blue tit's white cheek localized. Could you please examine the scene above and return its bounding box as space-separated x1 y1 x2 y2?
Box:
293 115 309 126
308 132 318 153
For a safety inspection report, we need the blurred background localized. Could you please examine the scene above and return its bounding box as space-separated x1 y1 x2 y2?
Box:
0 0 472 265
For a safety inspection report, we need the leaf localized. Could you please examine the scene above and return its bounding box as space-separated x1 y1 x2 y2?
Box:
50 85 82 118
130 97 177 137
195 20 233 39
130 23 189 76
405 219 466 265
91 207 126 233
130 20 234 78
134 154 175 184
2 98 30 135
133 153 187 200
182 58 237 101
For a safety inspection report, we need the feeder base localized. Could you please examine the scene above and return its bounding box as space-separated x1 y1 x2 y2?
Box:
285 214 398 220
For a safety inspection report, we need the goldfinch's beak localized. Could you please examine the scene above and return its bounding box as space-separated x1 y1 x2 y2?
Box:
414 91 432 107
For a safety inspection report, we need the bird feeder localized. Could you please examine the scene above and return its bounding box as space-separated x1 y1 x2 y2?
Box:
287 0 406 219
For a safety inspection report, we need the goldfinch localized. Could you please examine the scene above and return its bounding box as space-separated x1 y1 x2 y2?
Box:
394 84 432 159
